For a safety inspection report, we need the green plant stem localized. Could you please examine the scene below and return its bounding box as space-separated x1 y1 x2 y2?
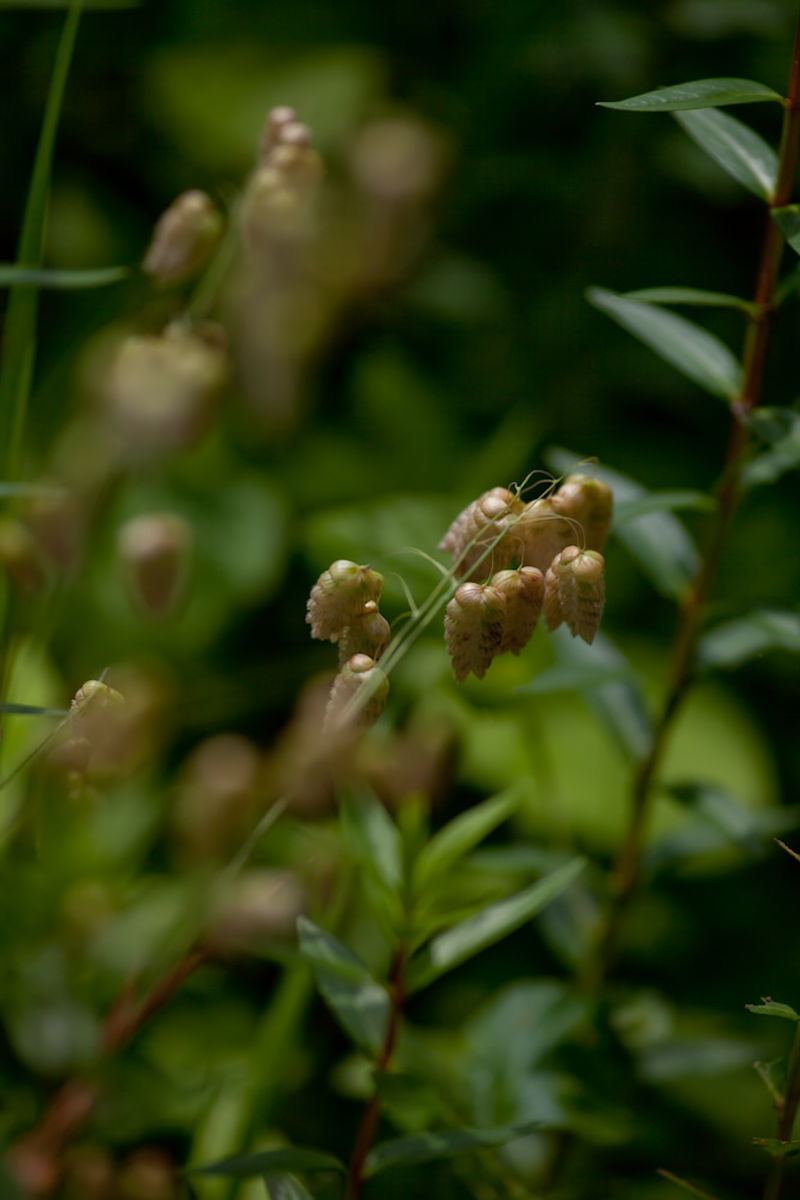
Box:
583 11 800 993
763 1023 800 1200
345 945 408 1200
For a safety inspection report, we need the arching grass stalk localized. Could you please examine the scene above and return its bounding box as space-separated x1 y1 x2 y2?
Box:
583 9 800 992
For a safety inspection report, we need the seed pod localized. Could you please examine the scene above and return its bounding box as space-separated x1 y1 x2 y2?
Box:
492 566 544 654
306 560 384 641
142 190 224 286
544 546 605 644
337 600 391 664
324 653 389 731
552 474 613 551
69 679 126 762
118 512 192 619
444 582 506 681
440 487 524 582
261 105 298 157
205 869 305 955
514 497 574 573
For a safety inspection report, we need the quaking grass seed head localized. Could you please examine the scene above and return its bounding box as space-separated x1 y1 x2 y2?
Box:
306 561 384 641
444 581 506 681
142 190 224 287
439 487 524 581
491 566 544 654
544 546 605 644
552 473 613 552
324 653 389 732
337 601 391 664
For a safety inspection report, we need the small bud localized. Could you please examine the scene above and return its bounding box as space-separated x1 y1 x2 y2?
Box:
324 653 389 731
552 474 613 551
105 326 226 461
173 733 262 860
205 869 305 955
350 117 447 203
306 560 384 641
26 486 85 576
544 546 605 644
338 600 391 664
142 190 224 286
440 487 524 581
261 104 298 157
491 566 544 654
117 512 192 619
515 497 574 573
69 680 125 760
0 517 46 595
444 581 506 681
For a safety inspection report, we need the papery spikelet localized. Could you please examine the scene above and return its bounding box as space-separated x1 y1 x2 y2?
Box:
142 190 224 286
552 474 613 551
444 582 506 681
338 601 391 664
439 487 524 581
118 512 192 618
492 566 544 654
544 546 605 644
515 497 574 573
324 653 389 732
306 560 384 641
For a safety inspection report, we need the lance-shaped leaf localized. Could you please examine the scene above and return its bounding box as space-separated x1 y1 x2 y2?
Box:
753 1137 800 1158
598 78 782 112
192 1147 345 1177
746 1000 800 1022
363 1124 536 1176
743 409 800 486
0 265 129 288
263 1175 314 1200
622 286 756 315
698 610 800 670
297 918 389 1056
587 287 742 402
674 108 778 200
773 204 800 255
406 857 585 993
412 786 521 894
614 490 714 522
341 791 403 895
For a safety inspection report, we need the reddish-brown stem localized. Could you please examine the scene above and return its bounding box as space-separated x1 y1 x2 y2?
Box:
763 1022 800 1200
583 13 800 993
6 949 207 1197
345 946 408 1200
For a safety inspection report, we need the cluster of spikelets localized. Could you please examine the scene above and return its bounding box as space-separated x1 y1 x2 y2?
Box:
440 473 612 681
307 472 613 728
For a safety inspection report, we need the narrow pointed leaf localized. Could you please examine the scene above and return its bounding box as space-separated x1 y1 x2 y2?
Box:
753 1137 800 1158
674 108 778 200
406 857 585 993
0 265 129 288
698 610 800 670
413 786 521 893
363 1124 536 1176
192 1148 345 1177
746 1000 800 1021
0 703 68 717
341 792 402 894
773 205 800 255
622 286 756 314
263 1174 314 1200
587 287 742 401
598 78 782 112
297 917 389 1055
743 409 800 486
614 490 715 522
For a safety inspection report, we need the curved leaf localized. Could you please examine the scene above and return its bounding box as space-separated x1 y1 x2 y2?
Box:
412 787 521 894
743 409 800 486
614 490 715 523
746 1000 800 1022
587 287 742 401
622 286 756 315
263 1175 314 1200
674 108 778 200
0 265 129 288
598 78 782 112
698 610 800 670
773 204 800 255
297 918 389 1055
406 857 585 994
364 1124 535 1176
192 1147 345 1177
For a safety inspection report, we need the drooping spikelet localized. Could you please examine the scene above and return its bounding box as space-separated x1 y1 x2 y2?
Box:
307 561 384 641
324 654 389 732
439 487 524 582
491 566 545 654
552 474 613 552
444 582 506 681
337 601 392 665
543 546 605 644
514 497 574 573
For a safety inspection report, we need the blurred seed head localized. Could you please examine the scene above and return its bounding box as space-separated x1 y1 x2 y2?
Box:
117 1147 177 1200
0 517 46 596
117 512 192 620
515 497 575 573
25 486 85 577
62 1144 116 1200
350 116 448 204
361 717 458 809
307 560 384 642
142 189 224 286
337 600 391 665
173 733 263 860
552 473 614 551
205 869 305 955
444 581 506 681
324 653 389 732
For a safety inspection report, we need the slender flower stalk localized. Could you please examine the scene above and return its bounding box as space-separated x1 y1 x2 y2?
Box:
583 11 800 992
763 1022 800 1200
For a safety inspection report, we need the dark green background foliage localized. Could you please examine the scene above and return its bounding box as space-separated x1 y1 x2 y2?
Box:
2 1 800 1198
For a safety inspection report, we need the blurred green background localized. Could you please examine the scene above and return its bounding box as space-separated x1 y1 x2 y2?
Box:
3 0 800 1197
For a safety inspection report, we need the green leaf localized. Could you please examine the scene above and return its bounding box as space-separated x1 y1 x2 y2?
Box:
623 286 756 314
746 1000 800 1021
341 792 403 896
773 205 800 255
406 857 585 993
0 2 82 480
669 782 775 850
263 1174 314 1200
598 78 782 112
520 661 637 694
193 1148 345 1178
743 409 800 486
698 610 800 670
412 786 521 894
0 265 129 288
674 108 778 200
614 490 715 523
587 287 742 401
753 1137 800 1158
0 702 67 717
547 449 700 600
296 917 389 1055
363 1124 535 1176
